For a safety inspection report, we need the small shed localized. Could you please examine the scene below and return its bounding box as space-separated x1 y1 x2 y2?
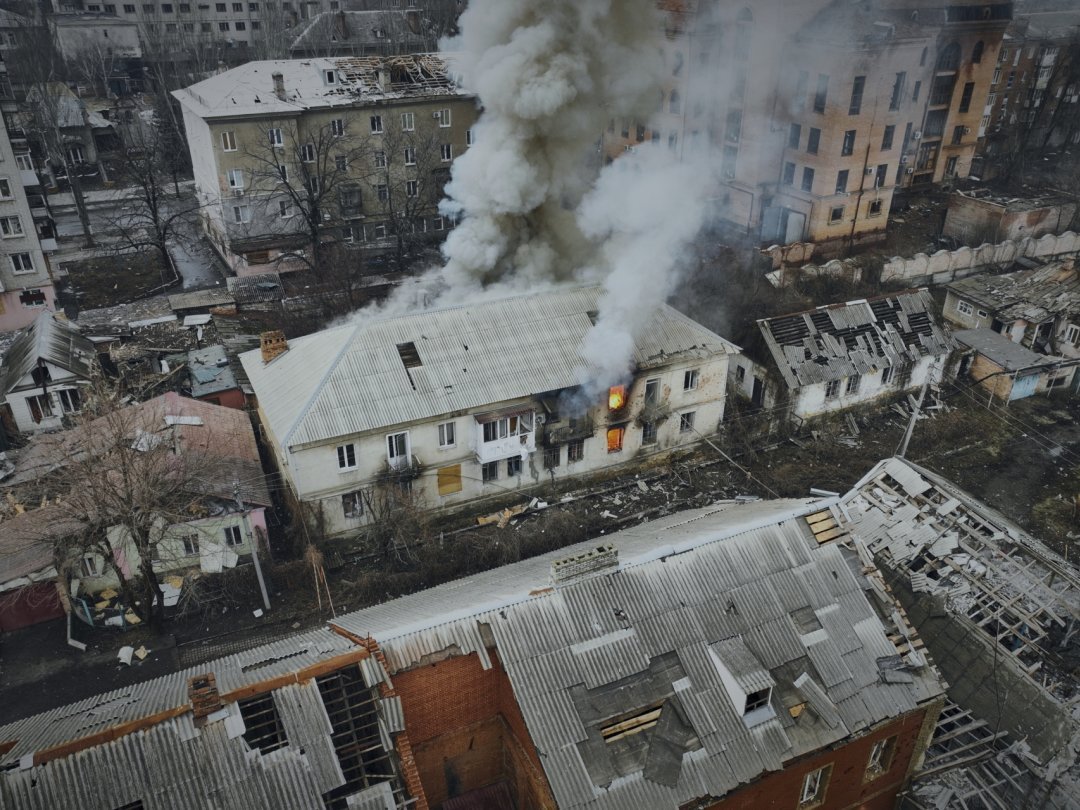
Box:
953 328 1074 402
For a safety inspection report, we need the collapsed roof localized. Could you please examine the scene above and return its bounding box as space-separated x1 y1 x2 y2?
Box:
946 262 1080 324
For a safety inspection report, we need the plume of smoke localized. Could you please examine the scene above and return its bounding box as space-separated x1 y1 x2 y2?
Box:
355 0 718 404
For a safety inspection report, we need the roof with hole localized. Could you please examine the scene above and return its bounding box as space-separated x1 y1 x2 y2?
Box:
240 286 739 450
946 262 1080 323
0 311 97 397
757 289 953 389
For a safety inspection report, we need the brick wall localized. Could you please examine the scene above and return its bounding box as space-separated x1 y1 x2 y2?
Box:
695 706 932 810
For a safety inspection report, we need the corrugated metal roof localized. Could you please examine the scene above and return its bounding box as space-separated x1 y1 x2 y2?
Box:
946 262 1080 323
953 328 1056 372
0 312 97 397
757 290 952 389
241 286 738 450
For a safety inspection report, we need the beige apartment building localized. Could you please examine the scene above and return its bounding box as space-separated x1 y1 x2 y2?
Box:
604 0 1010 253
173 54 477 275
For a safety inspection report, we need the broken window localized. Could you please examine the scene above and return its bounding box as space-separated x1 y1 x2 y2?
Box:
807 127 820 154
26 394 53 423
481 460 499 482
57 388 81 413
642 421 657 445
889 72 906 110
865 735 897 780
437 465 462 496
543 446 561 469
846 374 861 395
881 366 894 385
506 456 522 477
835 170 848 194
239 693 288 754
824 379 840 399
567 440 584 463
800 764 832 807
679 412 695 433
813 73 828 113
788 123 801 150
20 289 47 307
644 378 659 404
223 526 242 546
868 199 883 217
342 490 364 518
848 75 865 115
606 427 624 453
782 162 796 186
801 167 815 193
841 129 855 156
337 443 357 470
608 385 626 410
683 369 699 390
386 432 409 465
829 206 844 224
958 81 975 112
744 687 771 713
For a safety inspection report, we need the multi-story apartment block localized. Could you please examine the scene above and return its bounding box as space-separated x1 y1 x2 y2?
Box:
604 1 1010 253
0 108 55 332
173 54 477 275
978 9 1080 180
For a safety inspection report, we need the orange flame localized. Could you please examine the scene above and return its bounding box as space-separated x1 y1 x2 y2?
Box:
608 385 626 410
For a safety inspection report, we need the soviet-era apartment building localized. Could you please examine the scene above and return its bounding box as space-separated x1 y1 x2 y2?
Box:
173 54 477 275
606 0 1010 252
241 286 738 537
0 492 948 809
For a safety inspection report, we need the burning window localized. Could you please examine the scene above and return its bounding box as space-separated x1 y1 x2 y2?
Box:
607 427 624 453
608 385 626 411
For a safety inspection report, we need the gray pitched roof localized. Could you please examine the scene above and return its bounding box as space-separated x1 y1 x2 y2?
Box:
241 286 739 450
946 262 1080 323
290 10 431 55
757 289 953 389
330 497 944 809
0 312 97 397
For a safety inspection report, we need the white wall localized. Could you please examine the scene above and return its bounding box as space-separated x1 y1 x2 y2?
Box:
282 354 731 537
792 355 946 421
5 362 90 433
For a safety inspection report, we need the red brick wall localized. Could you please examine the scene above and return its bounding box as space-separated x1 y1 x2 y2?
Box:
702 707 933 810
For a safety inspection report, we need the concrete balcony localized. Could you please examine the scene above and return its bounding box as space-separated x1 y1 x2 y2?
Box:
19 169 39 187
39 238 57 252
475 430 535 464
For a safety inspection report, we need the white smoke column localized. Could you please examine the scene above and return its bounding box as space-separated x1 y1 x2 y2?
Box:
438 0 665 296
575 144 712 393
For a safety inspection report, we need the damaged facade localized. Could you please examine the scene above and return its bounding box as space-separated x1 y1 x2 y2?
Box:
0 392 271 621
0 312 97 436
241 286 738 537
0 492 949 810
842 457 1080 809
172 55 477 275
744 289 953 423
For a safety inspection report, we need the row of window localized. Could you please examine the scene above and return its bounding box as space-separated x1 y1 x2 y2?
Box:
822 366 901 400
94 1 261 12
25 387 80 424
797 734 898 808
219 111 453 155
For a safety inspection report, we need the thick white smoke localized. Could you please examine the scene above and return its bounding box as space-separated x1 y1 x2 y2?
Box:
367 0 718 401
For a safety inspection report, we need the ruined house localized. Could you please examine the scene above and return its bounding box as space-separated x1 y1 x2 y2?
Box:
942 260 1080 358
952 327 1076 401
842 457 1080 809
740 289 953 424
0 311 97 435
0 494 948 809
240 286 738 537
943 189 1079 244
0 392 271 607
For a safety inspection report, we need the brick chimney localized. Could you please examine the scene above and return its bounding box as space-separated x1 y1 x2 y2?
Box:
272 71 285 101
260 330 288 364
188 673 223 727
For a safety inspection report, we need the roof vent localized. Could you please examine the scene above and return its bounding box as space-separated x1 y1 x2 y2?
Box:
551 544 618 585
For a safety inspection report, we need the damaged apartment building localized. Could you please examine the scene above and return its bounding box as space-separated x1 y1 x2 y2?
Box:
241 286 738 537
605 0 1009 254
731 289 953 424
842 457 1080 809
172 55 477 276
0 489 950 809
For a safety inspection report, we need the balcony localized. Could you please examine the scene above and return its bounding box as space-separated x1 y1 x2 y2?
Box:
39 238 57 252
19 169 39 188
542 415 594 447
475 409 537 463
476 431 535 464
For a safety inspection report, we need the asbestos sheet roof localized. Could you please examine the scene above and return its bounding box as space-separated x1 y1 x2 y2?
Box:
6 392 270 505
174 53 468 119
241 285 739 450
947 262 1080 323
953 328 1057 372
331 496 943 809
0 311 97 397
188 344 240 398
227 273 284 306
757 289 952 389
0 628 381 809
0 505 81 586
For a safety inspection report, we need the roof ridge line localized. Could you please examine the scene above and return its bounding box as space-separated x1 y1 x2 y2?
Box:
283 320 366 449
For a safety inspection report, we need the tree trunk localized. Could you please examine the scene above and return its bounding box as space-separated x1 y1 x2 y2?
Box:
138 554 165 631
65 162 96 248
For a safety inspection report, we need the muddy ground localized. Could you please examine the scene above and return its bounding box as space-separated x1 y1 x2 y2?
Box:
57 251 175 312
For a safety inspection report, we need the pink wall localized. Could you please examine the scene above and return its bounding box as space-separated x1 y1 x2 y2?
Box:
0 288 57 333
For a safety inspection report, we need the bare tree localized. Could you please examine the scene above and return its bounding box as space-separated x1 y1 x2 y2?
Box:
66 39 123 99
101 118 200 279
34 393 235 629
243 116 378 273
372 117 448 272
13 28 96 247
249 4 301 60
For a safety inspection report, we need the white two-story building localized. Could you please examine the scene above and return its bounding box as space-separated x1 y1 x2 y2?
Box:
241 286 738 537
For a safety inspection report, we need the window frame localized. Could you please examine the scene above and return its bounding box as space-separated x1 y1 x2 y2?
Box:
370 115 383 134
824 379 840 399
567 439 585 463
679 411 695 433
683 368 699 390
221 130 237 151
223 525 242 547
401 112 415 131
799 764 832 808
336 443 357 470
438 421 456 449
10 252 34 274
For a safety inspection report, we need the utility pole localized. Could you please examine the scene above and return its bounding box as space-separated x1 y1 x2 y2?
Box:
234 480 271 612
897 380 929 459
